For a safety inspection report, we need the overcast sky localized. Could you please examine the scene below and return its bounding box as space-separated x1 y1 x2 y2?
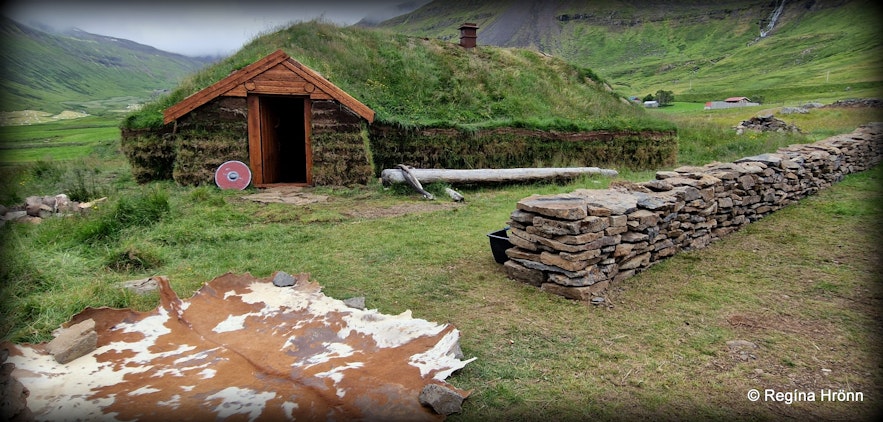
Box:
3 0 429 56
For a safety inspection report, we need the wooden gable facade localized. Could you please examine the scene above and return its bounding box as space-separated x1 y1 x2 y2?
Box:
162 50 375 187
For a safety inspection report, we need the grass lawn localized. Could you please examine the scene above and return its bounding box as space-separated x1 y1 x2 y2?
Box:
0 116 121 164
1 106 881 420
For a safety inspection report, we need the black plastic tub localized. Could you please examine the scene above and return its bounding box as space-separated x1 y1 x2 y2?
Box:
487 227 513 264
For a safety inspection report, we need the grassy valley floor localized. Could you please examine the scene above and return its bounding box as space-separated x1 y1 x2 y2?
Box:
0 105 881 420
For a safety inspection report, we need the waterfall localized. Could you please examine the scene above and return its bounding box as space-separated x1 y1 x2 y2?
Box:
760 0 786 38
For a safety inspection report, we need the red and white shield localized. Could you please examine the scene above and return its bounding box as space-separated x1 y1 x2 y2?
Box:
214 161 252 190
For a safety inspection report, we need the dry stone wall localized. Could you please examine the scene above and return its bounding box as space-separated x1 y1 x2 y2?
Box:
503 123 882 300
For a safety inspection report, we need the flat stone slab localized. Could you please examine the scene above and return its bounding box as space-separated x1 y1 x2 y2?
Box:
46 319 97 364
242 187 328 205
119 277 160 295
571 189 639 215
517 194 588 220
736 153 783 166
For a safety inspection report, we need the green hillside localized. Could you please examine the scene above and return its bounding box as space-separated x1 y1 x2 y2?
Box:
125 20 670 132
376 0 883 102
0 16 210 115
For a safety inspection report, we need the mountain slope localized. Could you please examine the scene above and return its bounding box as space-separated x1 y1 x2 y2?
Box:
0 16 211 114
374 0 883 101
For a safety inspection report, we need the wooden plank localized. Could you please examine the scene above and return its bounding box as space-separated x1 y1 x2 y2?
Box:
252 80 308 88
256 66 307 82
310 92 334 100
249 84 310 96
246 95 264 186
224 82 310 97
380 167 619 185
164 49 375 125
164 50 289 124
303 99 313 185
253 88 308 96
254 74 307 83
260 96 279 183
223 85 247 97
253 82 309 92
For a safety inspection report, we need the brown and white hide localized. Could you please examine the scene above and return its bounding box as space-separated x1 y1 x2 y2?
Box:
5 273 474 421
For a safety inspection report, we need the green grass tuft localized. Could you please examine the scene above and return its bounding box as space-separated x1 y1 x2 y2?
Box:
104 244 165 272
73 188 169 245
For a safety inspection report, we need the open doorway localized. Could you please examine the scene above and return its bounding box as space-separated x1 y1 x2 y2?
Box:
256 96 310 184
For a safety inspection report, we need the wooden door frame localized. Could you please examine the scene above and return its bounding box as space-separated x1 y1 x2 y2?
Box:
247 94 312 187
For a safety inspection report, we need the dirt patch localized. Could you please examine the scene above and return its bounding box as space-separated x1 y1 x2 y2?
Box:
710 305 879 419
241 187 329 205
240 186 465 221
343 201 464 219
725 311 838 336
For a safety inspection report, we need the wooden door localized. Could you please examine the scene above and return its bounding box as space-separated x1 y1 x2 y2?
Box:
248 95 311 186
259 97 282 183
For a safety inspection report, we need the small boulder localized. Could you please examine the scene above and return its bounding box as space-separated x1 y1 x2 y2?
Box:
24 203 43 217
1 349 34 422
419 383 467 415
55 194 75 213
641 180 673 192
343 296 366 310
24 196 42 208
2 211 27 221
41 195 57 210
272 271 297 287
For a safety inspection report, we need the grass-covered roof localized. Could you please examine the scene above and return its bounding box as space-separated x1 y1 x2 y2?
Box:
124 21 673 132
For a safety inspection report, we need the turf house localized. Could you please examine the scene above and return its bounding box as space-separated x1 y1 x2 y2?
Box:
121 21 677 187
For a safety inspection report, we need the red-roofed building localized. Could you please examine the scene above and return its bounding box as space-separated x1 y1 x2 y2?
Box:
704 97 760 110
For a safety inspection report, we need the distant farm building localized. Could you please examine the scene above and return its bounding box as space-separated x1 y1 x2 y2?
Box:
643 100 659 108
704 96 760 110
123 50 375 187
